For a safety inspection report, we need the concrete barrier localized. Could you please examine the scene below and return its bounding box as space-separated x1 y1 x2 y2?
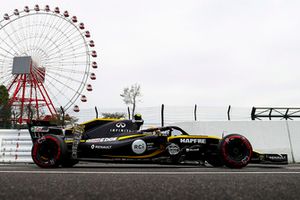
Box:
286 121 300 163
174 121 298 163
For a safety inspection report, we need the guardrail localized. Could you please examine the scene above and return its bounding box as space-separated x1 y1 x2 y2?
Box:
0 130 33 163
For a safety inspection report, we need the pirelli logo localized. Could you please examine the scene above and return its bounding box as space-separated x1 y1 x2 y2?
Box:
180 138 206 144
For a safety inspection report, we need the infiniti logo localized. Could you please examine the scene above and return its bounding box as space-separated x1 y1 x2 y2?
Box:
116 122 126 128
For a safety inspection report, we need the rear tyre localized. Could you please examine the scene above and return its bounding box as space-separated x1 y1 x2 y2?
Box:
219 134 252 168
31 134 67 168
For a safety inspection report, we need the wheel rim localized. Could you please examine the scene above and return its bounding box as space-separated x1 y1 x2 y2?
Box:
226 138 250 161
33 136 61 166
222 135 252 165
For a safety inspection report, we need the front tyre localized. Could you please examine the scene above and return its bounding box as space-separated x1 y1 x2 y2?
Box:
219 134 252 168
31 135 67 168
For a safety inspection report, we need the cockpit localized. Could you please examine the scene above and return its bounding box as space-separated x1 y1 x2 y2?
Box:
139 126 189 137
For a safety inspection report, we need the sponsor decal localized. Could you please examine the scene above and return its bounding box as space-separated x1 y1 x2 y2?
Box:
180 138 206 144
132 139 146 154
146 142 154 149
146 142 158 151
186 148 199 152
167 143 180 155
116 122 126 128
31 126 49 133
109 122 133 133
72 125 83 159
86 137 117 143
91 144 111 150
267 154 286 161
109 128 132 133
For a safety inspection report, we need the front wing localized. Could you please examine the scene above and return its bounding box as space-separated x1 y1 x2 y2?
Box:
251 152 288 164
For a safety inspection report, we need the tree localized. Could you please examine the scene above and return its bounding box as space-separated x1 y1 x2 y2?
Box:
102 112 126 119
0 85 12 128
120 83 142 118
49 107 79 127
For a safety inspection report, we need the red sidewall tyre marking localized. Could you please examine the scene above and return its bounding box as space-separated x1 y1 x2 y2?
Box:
32 135 62 168
221 135 252 168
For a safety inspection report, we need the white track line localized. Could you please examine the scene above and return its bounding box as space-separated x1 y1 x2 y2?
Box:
0 171 300 175
287 167 300 170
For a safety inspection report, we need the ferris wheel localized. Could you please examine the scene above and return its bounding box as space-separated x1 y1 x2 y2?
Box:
0 5 98 123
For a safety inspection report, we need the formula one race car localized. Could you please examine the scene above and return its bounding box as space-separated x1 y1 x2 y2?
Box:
28 115 288 168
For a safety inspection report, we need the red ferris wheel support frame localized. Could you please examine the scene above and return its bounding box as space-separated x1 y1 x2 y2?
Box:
7 57 57 124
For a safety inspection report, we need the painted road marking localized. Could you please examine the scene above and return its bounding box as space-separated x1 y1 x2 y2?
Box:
0 171 300 175
287 166 300 170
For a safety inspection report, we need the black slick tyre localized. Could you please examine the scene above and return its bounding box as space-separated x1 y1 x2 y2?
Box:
31 134 67 168
219 134 252 168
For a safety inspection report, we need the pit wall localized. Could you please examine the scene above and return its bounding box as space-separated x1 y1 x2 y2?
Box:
173 121 300 163
0 121 299 163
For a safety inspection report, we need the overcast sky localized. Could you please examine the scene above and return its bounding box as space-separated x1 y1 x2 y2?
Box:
1 0 300 109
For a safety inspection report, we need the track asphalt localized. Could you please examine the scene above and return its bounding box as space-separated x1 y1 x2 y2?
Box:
0 163 299 200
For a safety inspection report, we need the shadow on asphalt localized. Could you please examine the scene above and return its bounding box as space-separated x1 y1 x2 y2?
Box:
0 163 288 170
66 162 287 169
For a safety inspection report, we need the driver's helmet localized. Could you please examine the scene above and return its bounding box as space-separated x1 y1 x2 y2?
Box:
133 114 144 129
134 114 142 120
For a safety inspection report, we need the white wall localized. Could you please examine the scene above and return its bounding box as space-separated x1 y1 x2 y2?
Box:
174 121 297 163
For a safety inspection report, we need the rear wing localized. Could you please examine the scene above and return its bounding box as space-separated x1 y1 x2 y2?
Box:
28 120 63 143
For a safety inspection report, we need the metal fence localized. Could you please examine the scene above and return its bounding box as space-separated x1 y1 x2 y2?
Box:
2 105 300 129
67 105 254 127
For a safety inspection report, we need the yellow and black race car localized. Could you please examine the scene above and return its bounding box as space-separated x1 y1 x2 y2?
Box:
28 115 288 168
